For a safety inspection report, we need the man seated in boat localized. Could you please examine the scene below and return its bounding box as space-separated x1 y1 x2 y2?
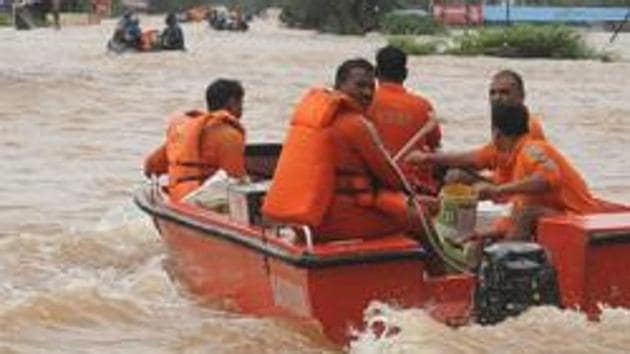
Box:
143 79 248 201
263 58 426 242
408 102 628 241
124 14 142 48
367 45 443 196
159 13 185 51
111 11 131 44
436 70 547 190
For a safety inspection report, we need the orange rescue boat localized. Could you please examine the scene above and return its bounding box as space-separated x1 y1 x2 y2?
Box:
134 143 630 344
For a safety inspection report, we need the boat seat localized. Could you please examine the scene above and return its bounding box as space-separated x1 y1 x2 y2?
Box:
309 233 423 256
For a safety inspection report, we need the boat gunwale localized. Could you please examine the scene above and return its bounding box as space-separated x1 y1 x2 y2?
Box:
134 187 430 269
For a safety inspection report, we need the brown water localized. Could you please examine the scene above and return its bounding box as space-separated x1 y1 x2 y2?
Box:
1 14 630 353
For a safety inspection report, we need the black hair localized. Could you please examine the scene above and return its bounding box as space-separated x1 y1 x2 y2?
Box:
375 45 407 82
166 12 177 26
491 102 529 137
205 79 244 111
493 69 525 97
334 58 374 89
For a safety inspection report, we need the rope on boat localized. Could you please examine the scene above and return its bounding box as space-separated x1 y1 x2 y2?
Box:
391 159 472 274
361 119 472 273
393 114 439 162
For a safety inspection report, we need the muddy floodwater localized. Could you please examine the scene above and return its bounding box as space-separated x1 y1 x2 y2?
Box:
1 14 630 353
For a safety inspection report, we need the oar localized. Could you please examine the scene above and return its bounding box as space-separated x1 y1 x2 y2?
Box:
360 117 471 272
393 111 440 162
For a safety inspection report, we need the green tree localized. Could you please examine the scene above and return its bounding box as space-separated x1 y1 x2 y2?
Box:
279 0 410 34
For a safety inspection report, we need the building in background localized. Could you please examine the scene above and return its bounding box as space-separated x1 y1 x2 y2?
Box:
432 0 628 28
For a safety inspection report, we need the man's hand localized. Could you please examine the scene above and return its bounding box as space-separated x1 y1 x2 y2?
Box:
405 150 434 165
448 232 478 248
416 195 439 215
475 183 503 201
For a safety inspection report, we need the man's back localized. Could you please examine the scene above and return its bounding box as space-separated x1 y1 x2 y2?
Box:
509 137 606 215
198 118 246 178
164 111 246 201
161 25 184 50
368 82 440 155
314 99 412 240
330 106 401 190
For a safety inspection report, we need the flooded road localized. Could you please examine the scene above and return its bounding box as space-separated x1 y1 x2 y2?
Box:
1 14 630 353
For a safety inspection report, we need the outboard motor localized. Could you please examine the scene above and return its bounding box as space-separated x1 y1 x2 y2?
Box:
473 241 560 325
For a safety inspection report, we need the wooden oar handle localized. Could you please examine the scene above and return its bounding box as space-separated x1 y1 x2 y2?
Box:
393 113 439 162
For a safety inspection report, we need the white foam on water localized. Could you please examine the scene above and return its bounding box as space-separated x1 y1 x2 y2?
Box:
350 302 630 354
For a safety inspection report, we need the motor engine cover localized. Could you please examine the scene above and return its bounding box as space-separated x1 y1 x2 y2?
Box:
474 241 560 324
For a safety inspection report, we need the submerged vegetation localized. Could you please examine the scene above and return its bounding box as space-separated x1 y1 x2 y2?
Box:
449 25 599 58
388 25 612 60
380 13 445 35
0 13 10 26
388 36 443 56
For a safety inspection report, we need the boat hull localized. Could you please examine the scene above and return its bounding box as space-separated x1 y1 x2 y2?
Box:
538 213 630 316
135 143 630 343
138 188 475 343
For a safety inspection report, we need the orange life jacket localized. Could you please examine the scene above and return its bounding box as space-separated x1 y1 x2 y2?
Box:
262 88 351 226
140 29 159 51
166 109 244 201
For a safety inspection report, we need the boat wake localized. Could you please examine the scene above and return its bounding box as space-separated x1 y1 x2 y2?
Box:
350 302 630 353
0 204 337 353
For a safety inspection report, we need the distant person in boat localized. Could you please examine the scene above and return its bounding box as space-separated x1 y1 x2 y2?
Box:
263 58 425 242
434 70 547 189
111 11 143 49
112 10 132 39
230 4 243 26
160 12 185 50
367 45 442 196
126 16 143 48
143 79 248 201
410 102 628 241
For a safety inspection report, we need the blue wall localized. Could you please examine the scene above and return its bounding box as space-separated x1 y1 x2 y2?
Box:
484 6 629 23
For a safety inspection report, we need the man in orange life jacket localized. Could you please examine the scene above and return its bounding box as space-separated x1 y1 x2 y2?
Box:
367 45 442 195
143 79 247 201
411 102 628 241
263 58 422 241
433 70 547 188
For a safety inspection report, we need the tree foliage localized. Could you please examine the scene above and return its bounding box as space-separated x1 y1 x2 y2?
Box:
277 0 429 34
447 24 601 58
148 0 276 14
380 13 444 35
